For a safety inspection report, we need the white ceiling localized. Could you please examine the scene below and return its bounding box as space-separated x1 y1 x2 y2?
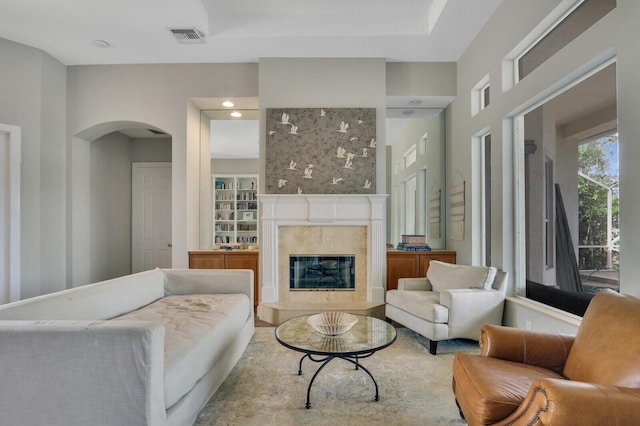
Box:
0 0 504 158
0 0 503 65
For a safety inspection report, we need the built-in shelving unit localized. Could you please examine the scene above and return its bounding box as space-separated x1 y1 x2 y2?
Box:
213 175 258 245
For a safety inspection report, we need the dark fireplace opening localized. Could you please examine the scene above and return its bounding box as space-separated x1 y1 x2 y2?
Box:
289 255 355 291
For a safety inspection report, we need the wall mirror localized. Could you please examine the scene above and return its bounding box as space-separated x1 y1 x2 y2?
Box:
198 99 259 248
386 108 446 249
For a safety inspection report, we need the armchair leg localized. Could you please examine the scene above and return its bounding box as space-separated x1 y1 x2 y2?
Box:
455 399 465 419
429 340 438 355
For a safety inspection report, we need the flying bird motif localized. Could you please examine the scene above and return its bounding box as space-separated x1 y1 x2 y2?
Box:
331 177 344 185
344 153 356 169
277 179 287 188
303 164 314 178
336 146 346 158
363 179 372 189
337 121 349 133
289 125 298 135
280 113 291 124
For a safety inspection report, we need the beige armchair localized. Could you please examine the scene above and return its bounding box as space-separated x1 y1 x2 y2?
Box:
385 261 507 354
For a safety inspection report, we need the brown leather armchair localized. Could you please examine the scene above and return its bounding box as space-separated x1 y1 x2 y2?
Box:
452 290 640 425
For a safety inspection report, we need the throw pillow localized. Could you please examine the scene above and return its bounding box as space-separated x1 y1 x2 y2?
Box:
427 260 497 292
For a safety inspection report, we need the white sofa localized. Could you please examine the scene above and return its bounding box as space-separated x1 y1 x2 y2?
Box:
385 261 507 355
0 268 255 426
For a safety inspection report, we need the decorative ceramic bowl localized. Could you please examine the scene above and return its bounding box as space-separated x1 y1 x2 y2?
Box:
307 312 358 336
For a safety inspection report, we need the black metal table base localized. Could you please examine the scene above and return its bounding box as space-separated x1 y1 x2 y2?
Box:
297 352 379 409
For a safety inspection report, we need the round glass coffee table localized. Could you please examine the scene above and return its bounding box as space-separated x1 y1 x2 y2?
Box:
275 314 397 408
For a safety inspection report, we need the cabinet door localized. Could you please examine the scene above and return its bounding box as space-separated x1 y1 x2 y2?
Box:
386 253 420 291
418 252 457 277
225 253 260 308
189 254 225 269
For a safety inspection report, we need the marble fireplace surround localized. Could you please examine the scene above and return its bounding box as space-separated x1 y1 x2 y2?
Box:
257 194 387 324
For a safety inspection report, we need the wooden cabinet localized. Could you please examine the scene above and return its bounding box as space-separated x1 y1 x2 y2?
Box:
189 250 260 309
386 250 456 291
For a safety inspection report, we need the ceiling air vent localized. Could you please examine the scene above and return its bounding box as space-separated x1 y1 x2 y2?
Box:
169 28 205 44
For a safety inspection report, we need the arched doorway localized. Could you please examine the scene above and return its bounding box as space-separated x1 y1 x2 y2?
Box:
72 121 172 285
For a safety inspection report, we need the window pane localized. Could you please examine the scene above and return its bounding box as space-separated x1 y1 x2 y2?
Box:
522 65 618 316
519 0 616 79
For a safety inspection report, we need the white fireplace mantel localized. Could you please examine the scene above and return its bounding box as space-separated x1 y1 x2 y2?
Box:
258 194 388 306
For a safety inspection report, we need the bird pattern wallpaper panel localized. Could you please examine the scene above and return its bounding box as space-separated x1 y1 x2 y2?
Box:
265 108 377 194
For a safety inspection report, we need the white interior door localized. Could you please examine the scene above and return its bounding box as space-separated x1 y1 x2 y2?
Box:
132 162 172 273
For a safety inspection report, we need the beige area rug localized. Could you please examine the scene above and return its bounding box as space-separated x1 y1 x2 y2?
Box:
195 327 479 426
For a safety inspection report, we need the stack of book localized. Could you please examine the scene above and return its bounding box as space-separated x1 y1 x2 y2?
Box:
397 234 432 252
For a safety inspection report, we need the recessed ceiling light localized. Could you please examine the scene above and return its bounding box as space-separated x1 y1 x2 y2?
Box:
222 101 234 108
92 40 110 49
408 99 422 106
402 110 414 115
230 111 242 118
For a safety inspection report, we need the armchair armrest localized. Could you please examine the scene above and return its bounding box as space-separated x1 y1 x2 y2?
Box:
439 289 506 340
397 277 432 291
0 320 166 426
480 324 575 374
501 379 640 425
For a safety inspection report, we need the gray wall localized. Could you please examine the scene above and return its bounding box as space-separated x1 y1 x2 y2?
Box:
66 63 259 286
450 0 640 331
0 38 66 298
3 1 640 337
132 137 172 162
258 58 387 196
90 132 132 282
212 158 259 175
386 62 456 97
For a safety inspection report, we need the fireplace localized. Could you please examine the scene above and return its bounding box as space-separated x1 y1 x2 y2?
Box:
257 194 387 323
290 255 355 291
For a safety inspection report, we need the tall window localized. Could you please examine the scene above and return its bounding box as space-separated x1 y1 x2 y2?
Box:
404 175 417 235
404 145 417 168
481 133 492 265
481 84 490 110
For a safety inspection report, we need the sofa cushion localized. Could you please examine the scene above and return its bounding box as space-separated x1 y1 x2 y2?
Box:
386 290 448 323
453 352 564 425
113 293 251 408
427 261 497 292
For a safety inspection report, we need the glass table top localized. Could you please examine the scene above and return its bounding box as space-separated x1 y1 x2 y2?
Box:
275 314 397 355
